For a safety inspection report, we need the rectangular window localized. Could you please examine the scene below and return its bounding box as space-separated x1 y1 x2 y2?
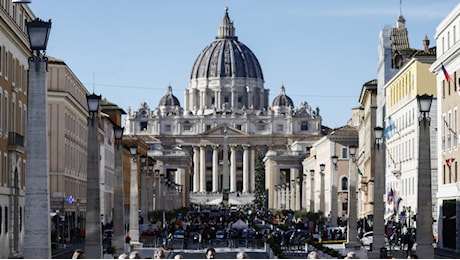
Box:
257 124 265 131
448 112 452 149
342 202 348 214
4 52 7 79
3 94 7 133
4 206 7 233
277 124 283 132
0 46 2 75
205 125 211 131
455 109 458 148
0 91 2 132
341 147 348 159
140 121 147 131
442 115 446 151
236 124 242 130
165 124 171 132
183 124 191 131
442 81 445 98
301 122 308 131
12 58 15 85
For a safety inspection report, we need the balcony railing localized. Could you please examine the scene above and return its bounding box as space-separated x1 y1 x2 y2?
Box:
8 132 25 153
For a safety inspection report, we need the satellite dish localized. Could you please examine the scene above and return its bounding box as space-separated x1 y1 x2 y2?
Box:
12 0 32 4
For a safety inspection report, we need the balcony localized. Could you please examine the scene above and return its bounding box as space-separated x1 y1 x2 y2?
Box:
8 132 25 154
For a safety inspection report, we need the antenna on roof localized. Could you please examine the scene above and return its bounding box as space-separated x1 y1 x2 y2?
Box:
399 0 403 15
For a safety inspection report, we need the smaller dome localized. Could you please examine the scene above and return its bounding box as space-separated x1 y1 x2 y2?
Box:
159 86 181 107
272 86 294 107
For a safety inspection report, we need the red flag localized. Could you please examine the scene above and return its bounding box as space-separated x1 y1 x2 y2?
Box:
446 158 455 167
442 64 451 83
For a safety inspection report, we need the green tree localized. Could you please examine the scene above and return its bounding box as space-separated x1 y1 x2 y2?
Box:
252 151 266 208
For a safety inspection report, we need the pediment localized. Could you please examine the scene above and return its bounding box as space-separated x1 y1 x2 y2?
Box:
201 125 248 136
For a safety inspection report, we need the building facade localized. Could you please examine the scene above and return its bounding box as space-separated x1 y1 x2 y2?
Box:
430 3 460 253
124 8 325 208
0 1 34 258
383 42 438 233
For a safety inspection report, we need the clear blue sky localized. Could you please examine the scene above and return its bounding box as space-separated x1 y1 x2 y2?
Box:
29 0 457 128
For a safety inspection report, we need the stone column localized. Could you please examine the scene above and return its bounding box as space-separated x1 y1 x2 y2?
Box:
416 111 434 258
200 146 206 193
140 167 147 225
212 146 219 192
274 186 278 209
330 163 338 227
193 146 200 192
24 54 51 259
201 90 206 108
216 91 221 109
129 157 142 248
243 146 249 193
320 170 325 215
280 184 286 209
296 181 301 210
85 111 103 258
310 174 315 212
250 148 256 193
230 145 237 192
346 153 360 248
292 168 300 210
247 86 253 108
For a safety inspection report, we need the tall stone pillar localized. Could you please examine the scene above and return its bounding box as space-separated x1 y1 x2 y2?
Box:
129 157 141 248
243 146 249 193
230 145 237 192
274 186 278 209
250 148 256 193
193 146 200 192
200 146 206 193
212 146 219 192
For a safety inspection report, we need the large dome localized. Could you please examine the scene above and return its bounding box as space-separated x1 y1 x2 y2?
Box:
190 8 264 81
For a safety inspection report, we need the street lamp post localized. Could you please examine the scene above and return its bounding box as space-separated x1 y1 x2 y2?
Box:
129 146 142 249
310 169 315 213
331 155 339 227
23 17 52 259
346 145 360 248
85 93 103 259
112 126 125 256
371 126 386 258
416 94 434 258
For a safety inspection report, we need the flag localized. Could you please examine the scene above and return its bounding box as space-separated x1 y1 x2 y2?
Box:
384 116 396 140
387 188 394 205
446 158 455 167
442 64 451 83
357 168 363 176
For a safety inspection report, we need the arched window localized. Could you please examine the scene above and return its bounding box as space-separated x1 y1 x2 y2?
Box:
341 176 348 191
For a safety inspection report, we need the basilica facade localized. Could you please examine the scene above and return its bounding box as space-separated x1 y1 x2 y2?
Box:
124 8 326 207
